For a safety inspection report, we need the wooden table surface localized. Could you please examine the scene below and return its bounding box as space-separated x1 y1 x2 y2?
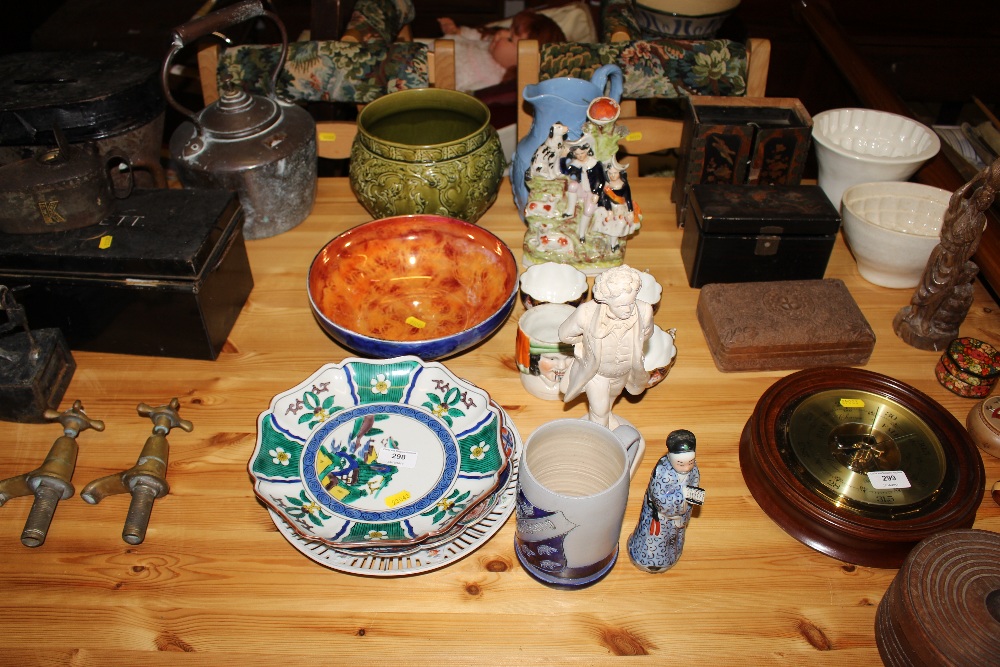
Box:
1 178 998 666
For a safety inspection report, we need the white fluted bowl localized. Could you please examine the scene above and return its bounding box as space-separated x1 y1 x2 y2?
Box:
643 326 677 388
813 108 940 208
841 181 951 288
637 271 662 311
519 262 589 309
634 0 741 37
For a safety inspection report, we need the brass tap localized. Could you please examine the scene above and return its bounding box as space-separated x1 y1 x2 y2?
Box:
81 398 192 545
0 400 105 547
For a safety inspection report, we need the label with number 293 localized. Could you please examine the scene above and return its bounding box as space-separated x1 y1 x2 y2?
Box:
867 470 911 490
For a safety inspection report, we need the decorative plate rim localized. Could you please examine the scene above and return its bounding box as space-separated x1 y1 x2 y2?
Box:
249 356 509 548
267 402 523 577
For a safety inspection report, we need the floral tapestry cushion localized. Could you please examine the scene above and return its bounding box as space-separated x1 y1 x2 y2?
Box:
601 0 641 41
218 40 429 104
538 39 748 98
344 0 416 44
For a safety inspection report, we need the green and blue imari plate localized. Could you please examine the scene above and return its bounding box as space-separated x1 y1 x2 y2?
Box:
267 404 521 576
250 356 509 548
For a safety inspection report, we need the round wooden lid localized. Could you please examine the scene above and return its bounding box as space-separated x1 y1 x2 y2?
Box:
876 529 1000 666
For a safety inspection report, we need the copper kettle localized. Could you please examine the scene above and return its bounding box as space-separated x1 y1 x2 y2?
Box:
161 0 316 240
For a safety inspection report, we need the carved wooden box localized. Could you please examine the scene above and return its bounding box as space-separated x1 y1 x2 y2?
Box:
697 279 875 372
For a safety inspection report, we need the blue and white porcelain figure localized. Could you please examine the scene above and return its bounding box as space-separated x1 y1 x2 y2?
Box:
627 429 702 573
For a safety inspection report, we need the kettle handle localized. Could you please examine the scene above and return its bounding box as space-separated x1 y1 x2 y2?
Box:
160 0 288 121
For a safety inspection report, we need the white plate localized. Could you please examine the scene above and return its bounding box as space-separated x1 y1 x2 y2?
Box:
250 357 508 548
332 402 517 558
268 406 522 576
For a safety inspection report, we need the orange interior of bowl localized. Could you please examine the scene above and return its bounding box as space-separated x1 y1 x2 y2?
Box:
309 216 517 342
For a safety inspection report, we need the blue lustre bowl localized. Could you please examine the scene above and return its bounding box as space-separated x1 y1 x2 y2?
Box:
308 215 518 360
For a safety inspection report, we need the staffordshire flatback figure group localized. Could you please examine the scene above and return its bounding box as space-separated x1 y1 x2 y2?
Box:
521 97 642 274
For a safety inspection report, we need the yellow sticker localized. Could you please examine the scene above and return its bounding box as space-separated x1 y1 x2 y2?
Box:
99 236 113 249
405 316 426 329
839 398 865 408
386 490 411 508
625 131 643 142
318 132 337 142
329 485 350 500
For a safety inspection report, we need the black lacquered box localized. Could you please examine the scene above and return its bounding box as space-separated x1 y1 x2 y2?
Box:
672 97 813 225
680 184 841 289
0 189 253 359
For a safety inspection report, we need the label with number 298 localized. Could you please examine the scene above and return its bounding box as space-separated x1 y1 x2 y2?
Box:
377 447 418 469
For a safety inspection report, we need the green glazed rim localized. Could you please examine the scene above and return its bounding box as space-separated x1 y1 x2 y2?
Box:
355 88 494 162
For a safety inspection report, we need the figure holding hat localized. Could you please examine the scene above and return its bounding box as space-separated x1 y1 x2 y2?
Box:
558 264 653 429
628 429 703 573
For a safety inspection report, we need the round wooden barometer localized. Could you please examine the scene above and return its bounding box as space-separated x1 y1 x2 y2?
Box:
739 367 985 568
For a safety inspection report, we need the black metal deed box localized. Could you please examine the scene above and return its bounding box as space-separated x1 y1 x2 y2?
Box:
680 184 841 288
0 189 252 359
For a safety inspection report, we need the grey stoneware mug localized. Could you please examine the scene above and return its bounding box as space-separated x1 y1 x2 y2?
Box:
514 419 643 588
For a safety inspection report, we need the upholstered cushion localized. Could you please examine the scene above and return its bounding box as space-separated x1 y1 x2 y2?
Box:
601 0 641 42
218 40 429 104
345 0 416 43
538 39 748 98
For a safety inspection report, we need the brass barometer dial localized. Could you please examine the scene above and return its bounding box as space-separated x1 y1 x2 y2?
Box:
740 367 985 568
785 389 947 516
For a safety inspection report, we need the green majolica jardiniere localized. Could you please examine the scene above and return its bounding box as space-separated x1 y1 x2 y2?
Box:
349 88 504 223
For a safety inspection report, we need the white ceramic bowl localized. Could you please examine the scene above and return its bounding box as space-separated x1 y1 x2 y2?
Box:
637 271 662 310
812 108 940 208
519 262 589 309
634 0 740 37
841 181 951 288
638 0 741 13
643 326 677 389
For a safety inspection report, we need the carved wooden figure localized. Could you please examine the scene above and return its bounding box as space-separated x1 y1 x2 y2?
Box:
894 158 1000 351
